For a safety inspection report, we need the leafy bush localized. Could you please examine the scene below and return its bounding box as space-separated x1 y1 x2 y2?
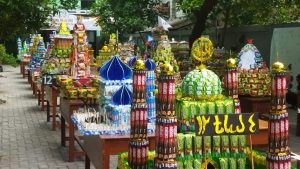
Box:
0 44 18 67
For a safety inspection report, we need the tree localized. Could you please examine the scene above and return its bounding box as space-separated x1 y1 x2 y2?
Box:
177 0 300 47
92 0 160 35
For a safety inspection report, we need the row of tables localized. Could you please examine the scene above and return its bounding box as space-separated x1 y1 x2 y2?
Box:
21 60 275 169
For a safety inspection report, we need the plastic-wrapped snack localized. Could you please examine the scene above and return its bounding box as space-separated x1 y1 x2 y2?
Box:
207 102 215 114
212 136 221 153
204 136 212 156
224 99 234 114
177 133 185 156
177 159 184 169
237 158 246 169
185 155 193 169
229 158 237 169
182 101 190 132
190 102 197 132
193 135 203 156
185 134 193 155
238 135 246 153
221 136 230 153
193 158 202 169
219 158 228 169
215 100 225 114
230 135 238 153
198 102 207 115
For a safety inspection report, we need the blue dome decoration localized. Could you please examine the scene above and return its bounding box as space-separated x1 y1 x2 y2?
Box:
128 56 137 67
99 55 133 80
112 85 132 105
145 59 156 71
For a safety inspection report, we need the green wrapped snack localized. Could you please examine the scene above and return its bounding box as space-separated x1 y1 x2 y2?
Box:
198 102 207 115
190 102 197 131
238 135 246 154
185 155 193 169
219 158 228 169
237 158 246 169
177 160 185 169
230 135 238 153
185 134 193 155
193 135 203 155
212 136 221 153
215 100 225 114
207 102 215 114
221 136 230 153
193 158 202 169
177 133 185 156
204 136 211 156
224 99 234 114
229 158 237 169
182 101 190 132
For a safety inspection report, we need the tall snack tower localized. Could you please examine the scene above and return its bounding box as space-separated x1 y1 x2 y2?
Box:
267 62 290 169
224 58 240 114
154 63 177 168
71 16 91 78
129 60 149 168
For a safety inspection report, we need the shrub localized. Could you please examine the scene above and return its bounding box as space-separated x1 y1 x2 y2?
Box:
0 44 18 67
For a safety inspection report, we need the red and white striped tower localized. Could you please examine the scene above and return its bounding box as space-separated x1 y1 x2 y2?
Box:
267 62 290 169
154 63 177 169
129 59 149 169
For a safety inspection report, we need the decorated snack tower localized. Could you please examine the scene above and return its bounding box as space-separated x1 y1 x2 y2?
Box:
154 63 177 168
41 21 73 75
28 35 46 69
237 39 271 97
98 55 133 132
128 60 149 168
267 62 290 169
153 34 181 85
58 16 99 100
176 37 247 169
145 59 156 123
224 58 240 114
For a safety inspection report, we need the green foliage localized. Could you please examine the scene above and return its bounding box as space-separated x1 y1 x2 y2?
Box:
92 0 160 35
0 44 17 67
58 0 78 10
177 0 203 13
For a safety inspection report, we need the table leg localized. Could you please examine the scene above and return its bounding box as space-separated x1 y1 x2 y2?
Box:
46 101 50 122
52 93 57 131
103 154 110 169
69 121 75 162
61 116 66 147
37 90 40 106
85 154 90 169
41 84 45 111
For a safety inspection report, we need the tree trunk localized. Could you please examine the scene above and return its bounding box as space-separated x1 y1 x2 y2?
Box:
221 6 231 46
189 0 218 48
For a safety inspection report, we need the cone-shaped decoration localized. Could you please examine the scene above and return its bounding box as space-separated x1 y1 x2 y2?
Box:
145 59 156 71
58 20 70 35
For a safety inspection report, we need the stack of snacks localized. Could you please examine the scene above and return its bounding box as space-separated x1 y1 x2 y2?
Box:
70 16 91 78
154 63 177 168
153 35 181 85
145 59 156 123
96 45 112 67
267 62 290 169
128 60 149 168
119 42 135 64
118 151 156 169
237 40 271 96
28 36 46 69
41 21 73 75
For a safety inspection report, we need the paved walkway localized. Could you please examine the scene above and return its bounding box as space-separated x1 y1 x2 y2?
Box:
0 66 86 169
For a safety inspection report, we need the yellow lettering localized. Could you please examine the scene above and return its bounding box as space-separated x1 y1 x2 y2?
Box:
213 115 224 134
196 116 203 135
201 116 210 135
248 114 256 133
224 114 236 134
236 114 245 133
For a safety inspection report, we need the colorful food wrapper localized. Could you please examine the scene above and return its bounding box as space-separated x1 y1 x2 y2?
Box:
185 134 193 155
213 136 221 153
194 135 203 155
177 133 185 156
185 155 193 169
207 102 215 114
204 136 212 155
229 158 237 169
198 102 207 115
219 158 228 169
215 100 225 114
224 99 234 114
230 135 238 153
221 136 230 153
238 135 246 153
237 158 246 169
193 158 202 169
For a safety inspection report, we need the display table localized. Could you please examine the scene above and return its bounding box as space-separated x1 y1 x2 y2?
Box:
20 61 29 78
83 134 156 169
247 119 268 145
36 81 47 111
45 85 60 130
60 97 98 162
239 96 271 118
